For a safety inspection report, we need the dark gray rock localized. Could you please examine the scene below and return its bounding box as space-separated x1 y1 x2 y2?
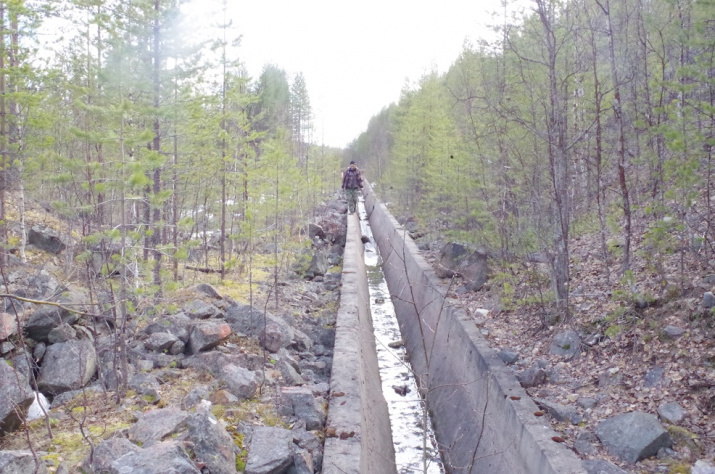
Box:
288 449 313 474
280 359 305 386
458 249 488 291
534 398 580 424
292 427 321 452
33 342 47 363
703 292 715 309
0 450 49 474
663 325 685 339
25 301 80 342
582 459 628 474
195 283 222 300
28 224 66 254
169 340 185 355
0 341 14 354
128 407 189 447
261 323 285 353
644 367 665 388
108 441 199 473
186 409 237 474
245 426 294 474
187 320 231 355
225 303 294 348
573 437 597 456
577 397 598 410
47 322 77 344
183 299 220 320
305 251 329 279
0 362 35 435
182 385 210 410
435 242 469 278
144 314 191 343
128 372 160 397
281 386 326 430
290 328 313 352
549 331 581 357
96 338 132 391
220 363 258 400
0 312 18 340
595 411 672 463
516 366 547 388
308 223 325 240
85 437 140 473
498 349 519 365
658 401 686 424
144 332 179 352
37 338 97 396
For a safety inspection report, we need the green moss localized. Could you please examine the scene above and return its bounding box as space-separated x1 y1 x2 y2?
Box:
142 394 157 404
604 324 622 339
211 404 226 419
666 460 691 474
667 425 701 456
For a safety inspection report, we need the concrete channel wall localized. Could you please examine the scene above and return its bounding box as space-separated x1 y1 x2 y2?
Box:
363 184 586 474
323 212 397 474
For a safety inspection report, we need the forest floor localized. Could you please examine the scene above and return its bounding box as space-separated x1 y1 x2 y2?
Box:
418 223 715 473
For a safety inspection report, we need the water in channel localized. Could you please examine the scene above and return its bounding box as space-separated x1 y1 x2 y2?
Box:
357 201 445 474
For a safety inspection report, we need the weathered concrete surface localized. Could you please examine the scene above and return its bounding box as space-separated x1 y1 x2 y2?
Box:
363 183 586 474
323 211 396 474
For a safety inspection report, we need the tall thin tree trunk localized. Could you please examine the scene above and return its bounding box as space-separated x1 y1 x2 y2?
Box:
0 2 7 269
152 0 162 297
599 0 632 273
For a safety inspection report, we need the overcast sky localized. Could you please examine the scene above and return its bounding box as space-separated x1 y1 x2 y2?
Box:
189 1 526 149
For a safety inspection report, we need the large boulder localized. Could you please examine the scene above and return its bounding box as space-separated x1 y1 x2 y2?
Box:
550 330 581 357
84 438 139 473
225 304 294 348
187 320 231 355
595 411 672 463
0 450 48 474
435 242 469 278
128 407 189 447
219 363 258 400
144 314 191 343
305 251 329 280
91 440 199 474
280 386 325 430
458 248 489 291
28 224 66 254
245 426 295 474
183 300 220 320
0 361 35 434
37 338 97 396
186 408 237 474
25 292 84 342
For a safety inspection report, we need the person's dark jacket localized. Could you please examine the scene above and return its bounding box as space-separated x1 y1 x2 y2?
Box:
342 167 363 190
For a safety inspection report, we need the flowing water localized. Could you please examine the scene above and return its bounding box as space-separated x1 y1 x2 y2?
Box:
358 201 444 474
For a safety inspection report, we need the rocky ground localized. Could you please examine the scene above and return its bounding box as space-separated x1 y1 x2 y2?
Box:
0 198 349 473
1 194 715 474
416 222 715 473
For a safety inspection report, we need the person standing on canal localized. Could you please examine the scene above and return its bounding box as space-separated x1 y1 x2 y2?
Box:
342 160 363 215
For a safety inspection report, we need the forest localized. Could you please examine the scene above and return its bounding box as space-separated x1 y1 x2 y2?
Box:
0 0 341 293
351 0 715 311
0 0 714 471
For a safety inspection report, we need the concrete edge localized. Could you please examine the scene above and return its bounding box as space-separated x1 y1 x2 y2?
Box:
323 212 396 474
363 183 586 474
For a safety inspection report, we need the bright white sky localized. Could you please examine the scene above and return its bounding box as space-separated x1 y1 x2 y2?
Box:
186 0 527 149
